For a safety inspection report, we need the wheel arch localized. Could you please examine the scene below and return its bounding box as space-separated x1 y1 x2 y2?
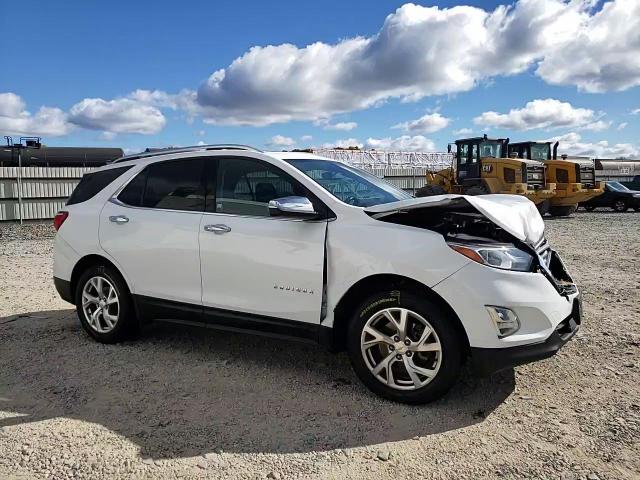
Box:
70 254 133 301
328 273 470 355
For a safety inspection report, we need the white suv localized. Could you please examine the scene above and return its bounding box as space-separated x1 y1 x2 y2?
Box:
53 145 581 404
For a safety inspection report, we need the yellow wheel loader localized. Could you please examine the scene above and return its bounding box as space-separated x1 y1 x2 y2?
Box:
508 141 604 217
418 135 556 211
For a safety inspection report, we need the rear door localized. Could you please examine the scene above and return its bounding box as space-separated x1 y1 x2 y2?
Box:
199 156 326 330
99 157 206 313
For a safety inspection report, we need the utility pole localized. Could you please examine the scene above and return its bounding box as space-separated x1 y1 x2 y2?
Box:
4 136 41 225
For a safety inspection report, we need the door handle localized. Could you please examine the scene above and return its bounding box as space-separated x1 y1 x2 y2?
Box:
204 224 231 234
109 215 129 224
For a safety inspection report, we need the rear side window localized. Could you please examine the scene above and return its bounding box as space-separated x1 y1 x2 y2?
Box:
66 166 132 206
118 158 205 212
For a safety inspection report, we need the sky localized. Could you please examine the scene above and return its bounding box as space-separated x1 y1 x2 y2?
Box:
1 0 639 157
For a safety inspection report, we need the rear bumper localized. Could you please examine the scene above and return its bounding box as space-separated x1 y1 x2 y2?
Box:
54 276 74 304
471 297 581 376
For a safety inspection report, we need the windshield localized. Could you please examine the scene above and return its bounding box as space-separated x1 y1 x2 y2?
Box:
530 144 550 161
607 181 629 191
286 159 412 207
479 141 502 158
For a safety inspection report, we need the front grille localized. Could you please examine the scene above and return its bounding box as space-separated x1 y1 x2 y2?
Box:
578 166 596 188
525 165 545 190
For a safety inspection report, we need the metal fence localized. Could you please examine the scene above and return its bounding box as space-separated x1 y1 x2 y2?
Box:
0 166 91 221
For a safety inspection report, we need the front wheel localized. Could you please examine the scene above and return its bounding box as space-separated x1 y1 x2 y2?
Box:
346 291 463 404
75 264 136 343
613 200 628 212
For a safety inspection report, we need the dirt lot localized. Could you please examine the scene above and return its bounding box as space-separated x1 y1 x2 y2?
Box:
0 213 638 480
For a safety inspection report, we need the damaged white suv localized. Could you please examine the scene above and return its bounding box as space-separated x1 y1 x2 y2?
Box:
53 145 581 404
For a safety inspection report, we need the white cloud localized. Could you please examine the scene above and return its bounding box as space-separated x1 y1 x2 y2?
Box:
322 138 364 149
195 1 638 126
536 0 640 92
548 132 639 159
323 121 358 131
68 98 166 135
300 135 313 141
617 122 628 130
474 98 604 131
268 135 296 147
631 108 640 115
0 92 71 137
365 135 437 151
392 112 450 134
453 128 474 135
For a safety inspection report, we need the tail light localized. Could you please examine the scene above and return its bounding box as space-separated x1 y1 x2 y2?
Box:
53 211 69 231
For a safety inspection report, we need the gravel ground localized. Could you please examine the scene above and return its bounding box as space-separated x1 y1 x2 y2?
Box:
0 213 639 480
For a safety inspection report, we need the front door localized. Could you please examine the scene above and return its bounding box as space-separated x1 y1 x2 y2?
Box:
99 157 206 311
199 156 326 331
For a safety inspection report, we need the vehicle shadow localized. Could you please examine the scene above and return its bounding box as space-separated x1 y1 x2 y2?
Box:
0 309 515 459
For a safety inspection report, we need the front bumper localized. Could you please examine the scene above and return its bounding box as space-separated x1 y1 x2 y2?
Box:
471 296 581 375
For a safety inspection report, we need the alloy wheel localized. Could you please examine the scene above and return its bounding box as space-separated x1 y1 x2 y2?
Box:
360 307 442 391
82 276 119 333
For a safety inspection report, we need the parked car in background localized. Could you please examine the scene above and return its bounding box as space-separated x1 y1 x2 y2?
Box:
621 175 640 191
53 145 581 404
579 181 640 212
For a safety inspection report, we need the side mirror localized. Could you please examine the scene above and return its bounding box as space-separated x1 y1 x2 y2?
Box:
268 196 318 218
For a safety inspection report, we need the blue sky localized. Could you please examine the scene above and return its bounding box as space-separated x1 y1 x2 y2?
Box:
1 0 638 157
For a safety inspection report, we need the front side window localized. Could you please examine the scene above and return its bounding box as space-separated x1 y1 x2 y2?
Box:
117 158 205 211
215 157 305 216
457 144 469 165
286 159 411 207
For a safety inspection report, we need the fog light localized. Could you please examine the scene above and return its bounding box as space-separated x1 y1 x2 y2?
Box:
486 306 520 338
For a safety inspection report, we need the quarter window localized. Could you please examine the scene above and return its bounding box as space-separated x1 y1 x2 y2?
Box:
215 158 304 216
67 166 132 206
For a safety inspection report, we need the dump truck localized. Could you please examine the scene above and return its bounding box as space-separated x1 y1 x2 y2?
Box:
508 141 604 216
417 135 556 211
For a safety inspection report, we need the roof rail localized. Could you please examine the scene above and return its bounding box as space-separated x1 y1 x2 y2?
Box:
111 144 263 163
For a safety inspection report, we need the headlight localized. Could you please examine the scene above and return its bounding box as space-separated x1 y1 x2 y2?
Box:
447 242 533 272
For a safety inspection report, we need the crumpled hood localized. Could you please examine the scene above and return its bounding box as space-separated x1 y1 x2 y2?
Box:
365 194 545 245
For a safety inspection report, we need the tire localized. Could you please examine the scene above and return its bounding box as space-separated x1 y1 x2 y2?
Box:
346 290 464 404
415 184 447 197
464 185 488 196
612 200 628 212
548 205 578 217
74 264 136 343
583 204 596 212
537 200 551 216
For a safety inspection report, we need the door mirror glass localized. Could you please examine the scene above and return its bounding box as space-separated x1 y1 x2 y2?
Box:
268 196 318 218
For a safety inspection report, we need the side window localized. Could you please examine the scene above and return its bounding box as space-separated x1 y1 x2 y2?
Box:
118 168 147 207
215 157 304 216
67 166 132 205
118 158 205 212
458 144 469 165
471 144 478 164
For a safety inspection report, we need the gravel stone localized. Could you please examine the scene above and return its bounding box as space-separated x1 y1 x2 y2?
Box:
1 213 639 479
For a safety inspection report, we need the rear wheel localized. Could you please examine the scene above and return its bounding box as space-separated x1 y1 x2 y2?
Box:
613 200 628 212
75 264 136 343
583 204 596 212
415 184 447 197
346 290 463 404
548 205 578 217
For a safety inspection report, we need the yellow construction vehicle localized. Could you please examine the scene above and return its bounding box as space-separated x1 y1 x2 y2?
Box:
508 141 604 216
418 135 556 211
